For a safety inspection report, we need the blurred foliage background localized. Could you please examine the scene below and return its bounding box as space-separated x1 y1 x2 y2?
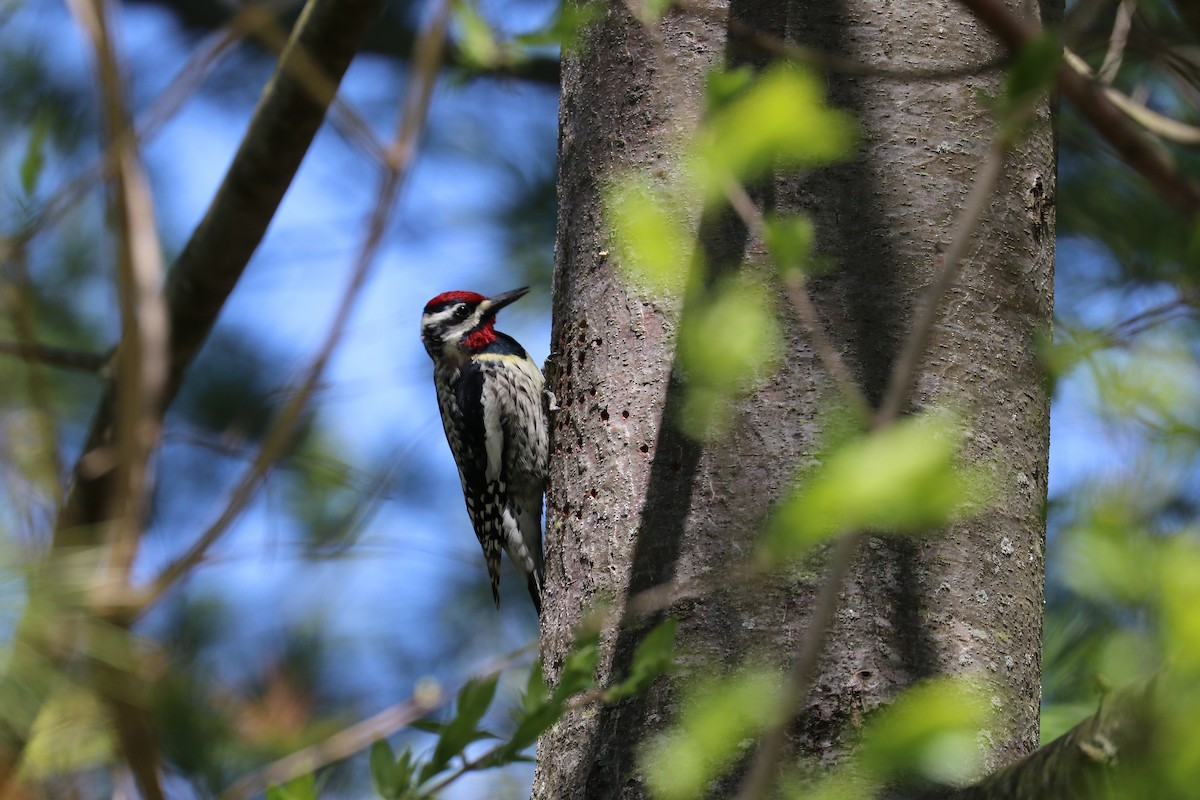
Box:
0 0 1197 797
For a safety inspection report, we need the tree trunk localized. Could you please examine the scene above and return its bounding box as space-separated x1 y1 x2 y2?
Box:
536 0 1056 796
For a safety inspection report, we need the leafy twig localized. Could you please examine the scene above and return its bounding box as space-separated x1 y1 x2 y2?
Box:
721 178 873 423
727 118 1013 800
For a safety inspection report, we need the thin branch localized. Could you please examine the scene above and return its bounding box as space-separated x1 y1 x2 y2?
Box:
11 1 279 249
876 133 1008 426
216 642 535 800
218 698 436 800
136 0 452 615
734 531 862 800
721 178 873 423
1097 0 1136 83
957 0 1200 218
0 340 109 372
64 0 169 792
1065 48 1200 147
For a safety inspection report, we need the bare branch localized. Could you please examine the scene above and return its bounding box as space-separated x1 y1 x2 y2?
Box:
1097 0 1136 83
138 0 452 613
958 0 1200 218
64 0 170 790
1066 48 1200 147
0 340 109 373
876 134 1008 426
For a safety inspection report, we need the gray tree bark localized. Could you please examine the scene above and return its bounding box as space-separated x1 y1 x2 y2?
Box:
535 0 1055 797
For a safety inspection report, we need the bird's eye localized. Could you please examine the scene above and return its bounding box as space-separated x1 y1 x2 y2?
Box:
452 304 471 321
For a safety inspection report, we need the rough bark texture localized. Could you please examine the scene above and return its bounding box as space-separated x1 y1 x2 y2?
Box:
536 0 1056 797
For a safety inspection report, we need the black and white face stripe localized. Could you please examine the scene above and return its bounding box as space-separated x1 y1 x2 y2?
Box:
421 301 488 356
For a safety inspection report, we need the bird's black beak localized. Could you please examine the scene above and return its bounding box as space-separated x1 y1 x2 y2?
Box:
481 287 530 317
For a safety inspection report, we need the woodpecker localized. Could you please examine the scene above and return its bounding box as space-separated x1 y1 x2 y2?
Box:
421 287 548 615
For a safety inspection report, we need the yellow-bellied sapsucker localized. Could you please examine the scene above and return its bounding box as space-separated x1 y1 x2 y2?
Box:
421 287 547 615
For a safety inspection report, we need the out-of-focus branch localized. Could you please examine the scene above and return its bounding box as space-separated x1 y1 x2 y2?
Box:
1097 0 1135 83
957 0 1200 218
0 341 110 373
1065 49 1200 147
138 0 451 613
64 0 168 791
950 679 1156 799
217 696 440 800
0 0 386 792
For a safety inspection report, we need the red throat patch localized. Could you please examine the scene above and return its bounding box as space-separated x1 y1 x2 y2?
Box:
464 323 497 350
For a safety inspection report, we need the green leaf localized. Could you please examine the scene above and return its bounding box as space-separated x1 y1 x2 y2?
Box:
606 618 678 702
605 176 695 293
496 628 601 762
409 719 444 734
514 1 604 54
692 64 856 196
677 276 781 439
453 0 500 67
266 773 318 800
760 410 989 563
642 667 781 800
20 111 51 196
370 739 403 800
1005 33 1060 109
763 213 817 279
418 674 499 783
858 678 987 785
705 66 755 113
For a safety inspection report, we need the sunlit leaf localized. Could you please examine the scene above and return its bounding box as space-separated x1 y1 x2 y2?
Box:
705 66 755 113
453 0 500 67
266 773 317 800
1158 538 1200 670
859 678 987 785
692 65 855 196
22 685 114 779
763 213 816 279
606 618 677 701
761 410 989 563
606 176 694 292
642 667 781 800
782 765 875 800
677 275 781 439
419 674 499 782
